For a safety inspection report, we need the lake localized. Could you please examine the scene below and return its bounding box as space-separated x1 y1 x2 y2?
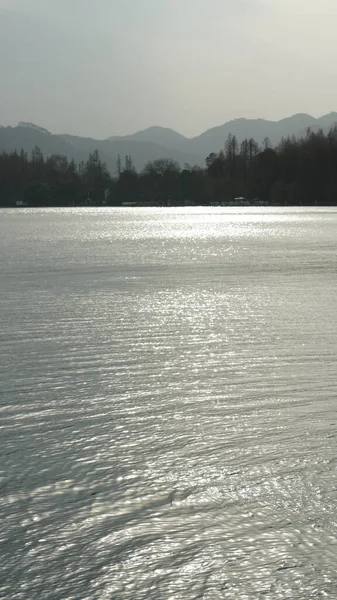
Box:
1 207 337 599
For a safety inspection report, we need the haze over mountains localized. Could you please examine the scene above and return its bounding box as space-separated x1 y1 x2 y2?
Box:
1 113 337 173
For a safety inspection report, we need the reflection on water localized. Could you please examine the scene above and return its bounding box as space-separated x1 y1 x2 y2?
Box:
1 207 337 599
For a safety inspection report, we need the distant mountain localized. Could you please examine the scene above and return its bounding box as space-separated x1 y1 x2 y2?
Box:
0 125 76 159
59 132 198 171
312 112 337 128
0 126 200 173
1 113 337 173
108 126 188 148
107 113 337 158
185 113 337 156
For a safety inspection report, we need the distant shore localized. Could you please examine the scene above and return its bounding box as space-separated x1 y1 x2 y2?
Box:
2 201 331 209
2 127 337 208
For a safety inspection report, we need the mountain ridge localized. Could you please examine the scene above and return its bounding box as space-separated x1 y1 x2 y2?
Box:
1 113 337 172
107 112 337 143
107 126 188 148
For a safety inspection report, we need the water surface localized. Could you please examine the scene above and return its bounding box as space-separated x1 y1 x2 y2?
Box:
1 207 337 599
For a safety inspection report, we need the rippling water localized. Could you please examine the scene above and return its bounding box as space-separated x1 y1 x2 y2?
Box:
1 207 337 599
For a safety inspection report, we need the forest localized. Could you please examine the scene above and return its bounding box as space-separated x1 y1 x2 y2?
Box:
1 126 337 207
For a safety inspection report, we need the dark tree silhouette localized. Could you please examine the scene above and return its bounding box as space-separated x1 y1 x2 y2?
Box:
2 127 337 207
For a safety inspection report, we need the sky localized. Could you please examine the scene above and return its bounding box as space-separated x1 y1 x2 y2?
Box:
0 0 337 138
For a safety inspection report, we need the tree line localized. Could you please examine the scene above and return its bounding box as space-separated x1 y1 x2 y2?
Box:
1 126 337 207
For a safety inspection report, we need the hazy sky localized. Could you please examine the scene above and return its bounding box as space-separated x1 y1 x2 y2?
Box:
1 0 336 138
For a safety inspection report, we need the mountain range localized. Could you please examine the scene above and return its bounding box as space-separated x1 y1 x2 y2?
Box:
1 113 337 173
